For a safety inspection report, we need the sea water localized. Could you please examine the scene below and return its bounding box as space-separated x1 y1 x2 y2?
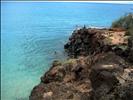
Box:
1 2 133 100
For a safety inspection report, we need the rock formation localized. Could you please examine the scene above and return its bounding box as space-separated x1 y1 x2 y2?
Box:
64 27 128 57
30 27 133 100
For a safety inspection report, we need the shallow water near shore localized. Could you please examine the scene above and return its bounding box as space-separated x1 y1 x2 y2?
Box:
1 2 133 100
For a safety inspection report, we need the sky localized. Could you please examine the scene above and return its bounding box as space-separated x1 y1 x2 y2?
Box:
86 1 133 4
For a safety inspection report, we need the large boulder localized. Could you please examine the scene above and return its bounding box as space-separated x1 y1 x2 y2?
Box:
90 52 133 100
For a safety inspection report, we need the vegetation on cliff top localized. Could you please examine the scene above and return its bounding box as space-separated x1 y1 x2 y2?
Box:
111 13 133 38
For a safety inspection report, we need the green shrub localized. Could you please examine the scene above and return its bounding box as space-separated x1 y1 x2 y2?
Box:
63 59 77 65
111 13 133 46
52 60 62 66
112 13 133 31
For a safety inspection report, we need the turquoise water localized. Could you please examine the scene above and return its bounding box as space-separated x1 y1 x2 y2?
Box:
1 2 133 100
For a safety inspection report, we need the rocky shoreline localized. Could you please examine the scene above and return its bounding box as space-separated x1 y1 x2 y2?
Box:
30 27 133 100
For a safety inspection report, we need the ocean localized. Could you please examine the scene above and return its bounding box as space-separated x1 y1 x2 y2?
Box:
1 2 133 100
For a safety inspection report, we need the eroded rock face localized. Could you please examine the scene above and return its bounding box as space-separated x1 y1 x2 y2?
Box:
30 52 133 100
90 53 133 100
64 28 128 58
30 56 94 100
30 28 133 100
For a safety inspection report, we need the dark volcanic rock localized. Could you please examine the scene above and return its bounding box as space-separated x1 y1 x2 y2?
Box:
127 38 133 63
30 27 133 100
30 52 133 100
30 56 94 100
65 28 125 54
64 27 133 63
64 28 107 57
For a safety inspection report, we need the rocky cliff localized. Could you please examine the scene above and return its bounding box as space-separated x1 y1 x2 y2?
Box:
30 27 133 100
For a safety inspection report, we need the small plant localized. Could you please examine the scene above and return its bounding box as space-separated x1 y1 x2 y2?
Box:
112 13 133 30
52 60 62 67
111 13 133 45
63 59 77 65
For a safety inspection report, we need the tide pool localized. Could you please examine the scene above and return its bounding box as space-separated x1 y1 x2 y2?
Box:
1 2 133 100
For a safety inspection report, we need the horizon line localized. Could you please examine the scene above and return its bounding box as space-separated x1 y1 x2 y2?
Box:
1 1 133 4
